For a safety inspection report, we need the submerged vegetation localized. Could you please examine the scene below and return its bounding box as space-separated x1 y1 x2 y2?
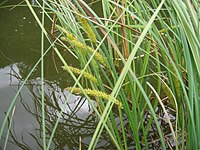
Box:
1 0 199 149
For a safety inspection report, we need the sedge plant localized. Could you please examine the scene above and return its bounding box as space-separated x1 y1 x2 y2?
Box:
1 0 199 149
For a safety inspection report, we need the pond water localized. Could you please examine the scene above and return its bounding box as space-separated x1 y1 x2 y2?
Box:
0 1 111 149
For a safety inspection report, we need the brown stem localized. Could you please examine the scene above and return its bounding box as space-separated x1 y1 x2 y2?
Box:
115 0 129 58
51 14 56 34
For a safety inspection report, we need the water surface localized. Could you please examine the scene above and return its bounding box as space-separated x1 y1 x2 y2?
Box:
0 1 112 149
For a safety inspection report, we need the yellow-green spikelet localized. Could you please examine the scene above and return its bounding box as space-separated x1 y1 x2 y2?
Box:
62 66 98 84
55 25 77 41
77 15 96 43
60 37 87 54
66 87 123 108
60 36 105 65
56 25 105 65
87 47 105 66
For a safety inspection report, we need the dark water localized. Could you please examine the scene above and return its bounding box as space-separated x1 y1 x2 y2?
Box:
0 1 111 149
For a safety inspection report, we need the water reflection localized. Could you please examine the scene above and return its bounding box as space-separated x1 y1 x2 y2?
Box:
0 64 113 149
0 1 114 149
0 64 38 149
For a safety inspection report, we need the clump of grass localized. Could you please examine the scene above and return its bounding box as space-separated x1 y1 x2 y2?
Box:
1 0 199 149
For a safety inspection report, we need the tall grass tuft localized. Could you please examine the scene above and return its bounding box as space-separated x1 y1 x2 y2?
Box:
1 0 199 149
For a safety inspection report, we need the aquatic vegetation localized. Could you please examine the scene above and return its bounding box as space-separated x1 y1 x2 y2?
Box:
1 0 199 149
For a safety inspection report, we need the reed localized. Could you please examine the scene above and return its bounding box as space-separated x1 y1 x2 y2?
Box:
1 0 199 149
